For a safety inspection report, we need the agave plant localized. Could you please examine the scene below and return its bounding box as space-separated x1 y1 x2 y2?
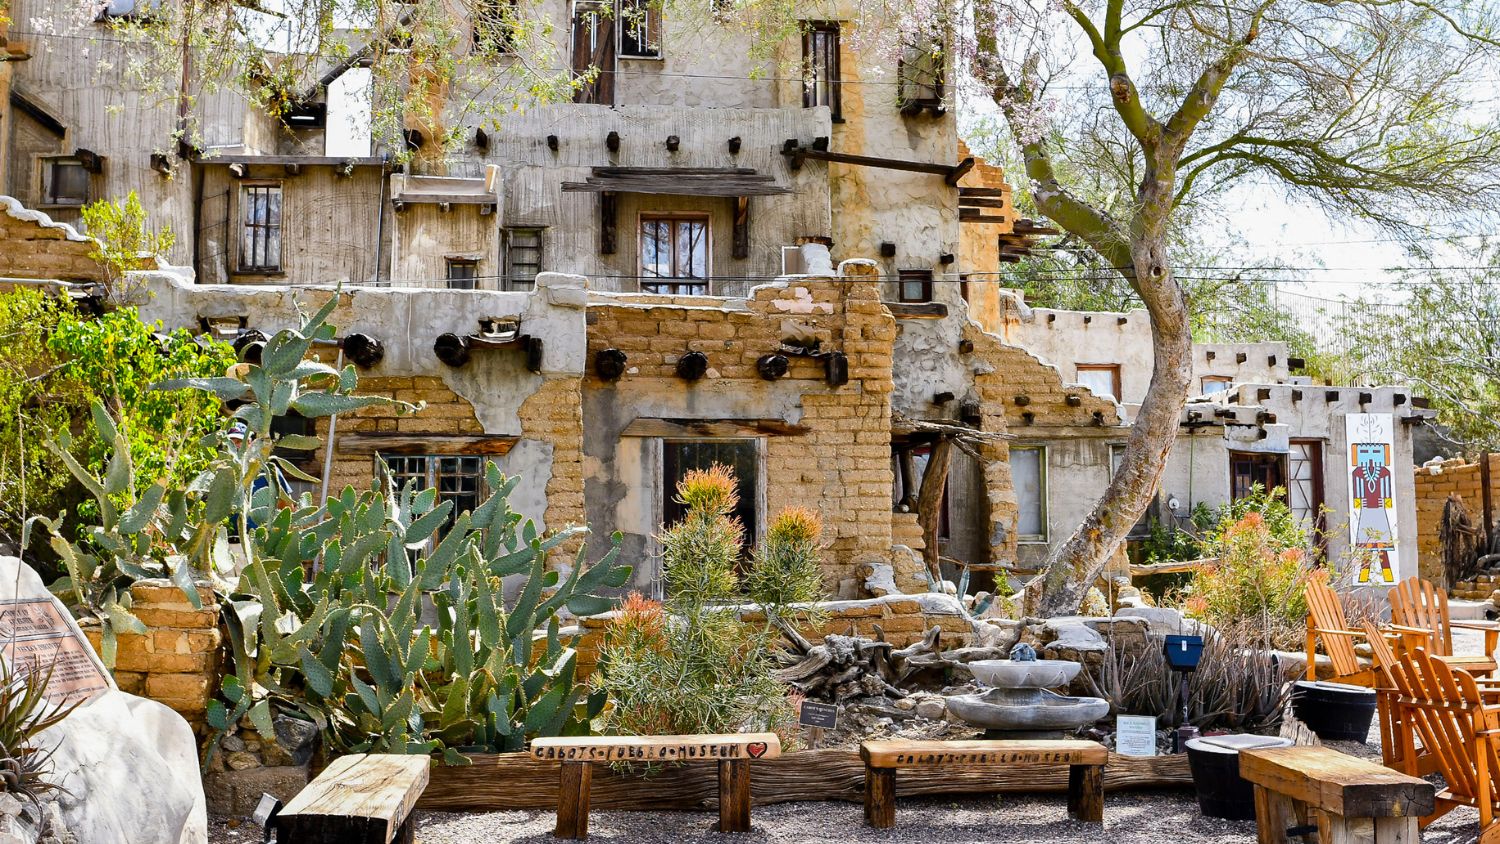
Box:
0 658 78 804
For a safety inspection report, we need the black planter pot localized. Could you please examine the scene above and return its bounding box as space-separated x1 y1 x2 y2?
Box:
1292 680 1378 742
1185 735 1295 820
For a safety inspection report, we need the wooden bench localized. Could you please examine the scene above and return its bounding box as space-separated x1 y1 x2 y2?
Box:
1240 745 1435 844
531 733 782 839
859 739 1108 828
275 753 431 844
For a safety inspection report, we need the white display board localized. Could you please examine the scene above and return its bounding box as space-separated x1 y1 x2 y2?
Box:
1345 413 1400 586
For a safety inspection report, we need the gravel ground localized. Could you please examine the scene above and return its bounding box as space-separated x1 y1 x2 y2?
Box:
205 627 1498 843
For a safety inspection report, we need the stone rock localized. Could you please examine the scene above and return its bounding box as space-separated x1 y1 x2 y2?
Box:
1040 619 1107 652
202 766 310 817
225 752 261 771
836 578 861 600
1077 617 1151 660
0 557 204 844
971 620 1020 652
219 734 246 753
913 699 946 720
1115 605 1191 635
892 697 916 711
273 715 319 767
1080 588 1110 617
863 563 900 598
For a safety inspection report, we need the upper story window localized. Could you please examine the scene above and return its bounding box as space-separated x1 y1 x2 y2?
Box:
571 0 616 105
446 258 478 290
619 0 661 58
1076 364 1121 401
640 215 708 295
898 40 944 115
802 22 841 121
504 227 544 291
41 157 90 207
238 183 283 274
1012 445 1048 542
474 0 519 54
898 269 933 303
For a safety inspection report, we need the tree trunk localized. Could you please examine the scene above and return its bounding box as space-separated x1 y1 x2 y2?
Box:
1023 158 1194 617
916 436 952 582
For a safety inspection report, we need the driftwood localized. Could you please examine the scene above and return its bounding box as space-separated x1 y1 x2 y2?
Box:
1442 494 1485 585
417 749 1191 813
916 437 953 582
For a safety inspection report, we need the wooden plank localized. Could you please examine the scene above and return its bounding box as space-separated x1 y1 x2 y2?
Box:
556 761 591 840
944 156 975 187
959 212 1008 224
1067 764 1104 822
619 418 811 439
205 154 386 167
958 197 1007 209
861 739 1108 768
532 733 782 764
337 434 518 457
779 145 961 178
958 187 1008 197
885 302 948 319
1129 557 1216 577
864 765 896 828
1239 746 1434 819
419 750 1188 812
717 759 752 833
277 754 430 844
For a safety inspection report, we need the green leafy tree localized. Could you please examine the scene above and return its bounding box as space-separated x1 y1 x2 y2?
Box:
79 192 176 302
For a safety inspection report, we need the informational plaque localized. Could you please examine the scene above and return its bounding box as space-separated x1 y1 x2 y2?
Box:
1115 715 1158 757
798 700 838 730
0 598 112 705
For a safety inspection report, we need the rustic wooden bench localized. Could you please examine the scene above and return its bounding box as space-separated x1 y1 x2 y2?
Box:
859 739 1108 828
1240 745 1435 844
531 733 782 839
274 753 430 844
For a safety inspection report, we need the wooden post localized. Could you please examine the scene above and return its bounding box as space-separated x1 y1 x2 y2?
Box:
864 765 896 829
717 759 752 833
915 436 952 581
732 196 750 260
1482 452 1495 552
599 192 617 255
555 761 592 840
1066 764 1104 822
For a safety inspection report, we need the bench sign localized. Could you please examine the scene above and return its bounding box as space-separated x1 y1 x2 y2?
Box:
1115 715 1157 757
799 701 838 730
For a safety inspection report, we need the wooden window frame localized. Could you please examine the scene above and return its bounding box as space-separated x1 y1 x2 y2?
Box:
39 156 90 207
1200 375 1233 394
571 0 616 105
897 38 945 115
1229 450 1287 502
1076 364 1122 402
445 257 479 290
802 21 842 121
659 437 765 555
474 0 519 55
376 454 488 542
503 226 544 291
1288 438 1329 559
897 269 933 303
618 0 662 59
1012 444 1049 543
638 213 711 295
237 181 284 274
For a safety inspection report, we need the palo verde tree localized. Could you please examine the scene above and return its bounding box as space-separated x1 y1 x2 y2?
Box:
836 0 1500 614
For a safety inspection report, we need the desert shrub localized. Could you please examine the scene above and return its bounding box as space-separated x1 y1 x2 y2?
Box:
79 191 175 301
1098 624 1288 732
596 466 818 742
1181 511 1314 648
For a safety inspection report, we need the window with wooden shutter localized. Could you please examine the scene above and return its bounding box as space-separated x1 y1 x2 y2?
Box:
504 227 543 290
571 0 616 104
238 183 283 273
619 0 661 58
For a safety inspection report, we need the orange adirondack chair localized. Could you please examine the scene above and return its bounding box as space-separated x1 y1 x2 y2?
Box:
1363 620 1417 771
1305 578 1379 685
1389 576 1498 677
1388 648 1500 842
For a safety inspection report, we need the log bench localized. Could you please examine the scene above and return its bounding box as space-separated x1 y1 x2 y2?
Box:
859 739 1108 828
530 733 782 839
274 753 431 844
1240 745 1435 844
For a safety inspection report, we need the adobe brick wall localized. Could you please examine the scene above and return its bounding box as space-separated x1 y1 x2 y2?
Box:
1414 455 1499 585
518 376 586 553
83 581 221 736
0 196 105 282
586 277 896 590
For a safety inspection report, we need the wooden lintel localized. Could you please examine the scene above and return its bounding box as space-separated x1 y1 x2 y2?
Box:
958 187 1007 198
780 144 962 180
959 197 1006 209
960 212 1008 224
620 418 811 439
340 433 518 456
886 302 948 319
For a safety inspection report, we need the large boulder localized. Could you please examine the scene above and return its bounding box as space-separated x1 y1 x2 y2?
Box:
0 557 206 844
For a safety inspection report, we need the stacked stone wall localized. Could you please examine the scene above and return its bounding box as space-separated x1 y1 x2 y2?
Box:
0 196 104 282
1415 455 1500 585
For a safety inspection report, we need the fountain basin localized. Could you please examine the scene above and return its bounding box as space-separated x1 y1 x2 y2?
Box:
946 687 1111 731
968 659 1081 689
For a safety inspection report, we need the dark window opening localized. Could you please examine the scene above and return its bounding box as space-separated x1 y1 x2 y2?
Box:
898 269 933 303
802 22 841 121
571 1 616 105
42 158 90 206
1229 451 1286 502
662 439 759 557
475 0 519 54
619 0 661 58
504 227 543 290
1288 439 1328 558
640 215 709 295
446 258 478 290
238 183 283 273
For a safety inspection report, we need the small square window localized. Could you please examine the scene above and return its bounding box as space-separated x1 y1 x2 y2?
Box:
377 454 487 540
898 270 932 303
42 158 90 206
619 0 661 58
446 258 479 290
475 0 519 54
1076 364 1121 401
1201 376 1233 394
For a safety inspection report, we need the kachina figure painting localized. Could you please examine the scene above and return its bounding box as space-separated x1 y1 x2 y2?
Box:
1346 413 1398 585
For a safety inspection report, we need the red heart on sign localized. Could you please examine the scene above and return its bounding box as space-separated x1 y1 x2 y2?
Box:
746 742 768 759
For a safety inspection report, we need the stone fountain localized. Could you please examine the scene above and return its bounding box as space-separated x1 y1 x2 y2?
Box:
946 644 1110 738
